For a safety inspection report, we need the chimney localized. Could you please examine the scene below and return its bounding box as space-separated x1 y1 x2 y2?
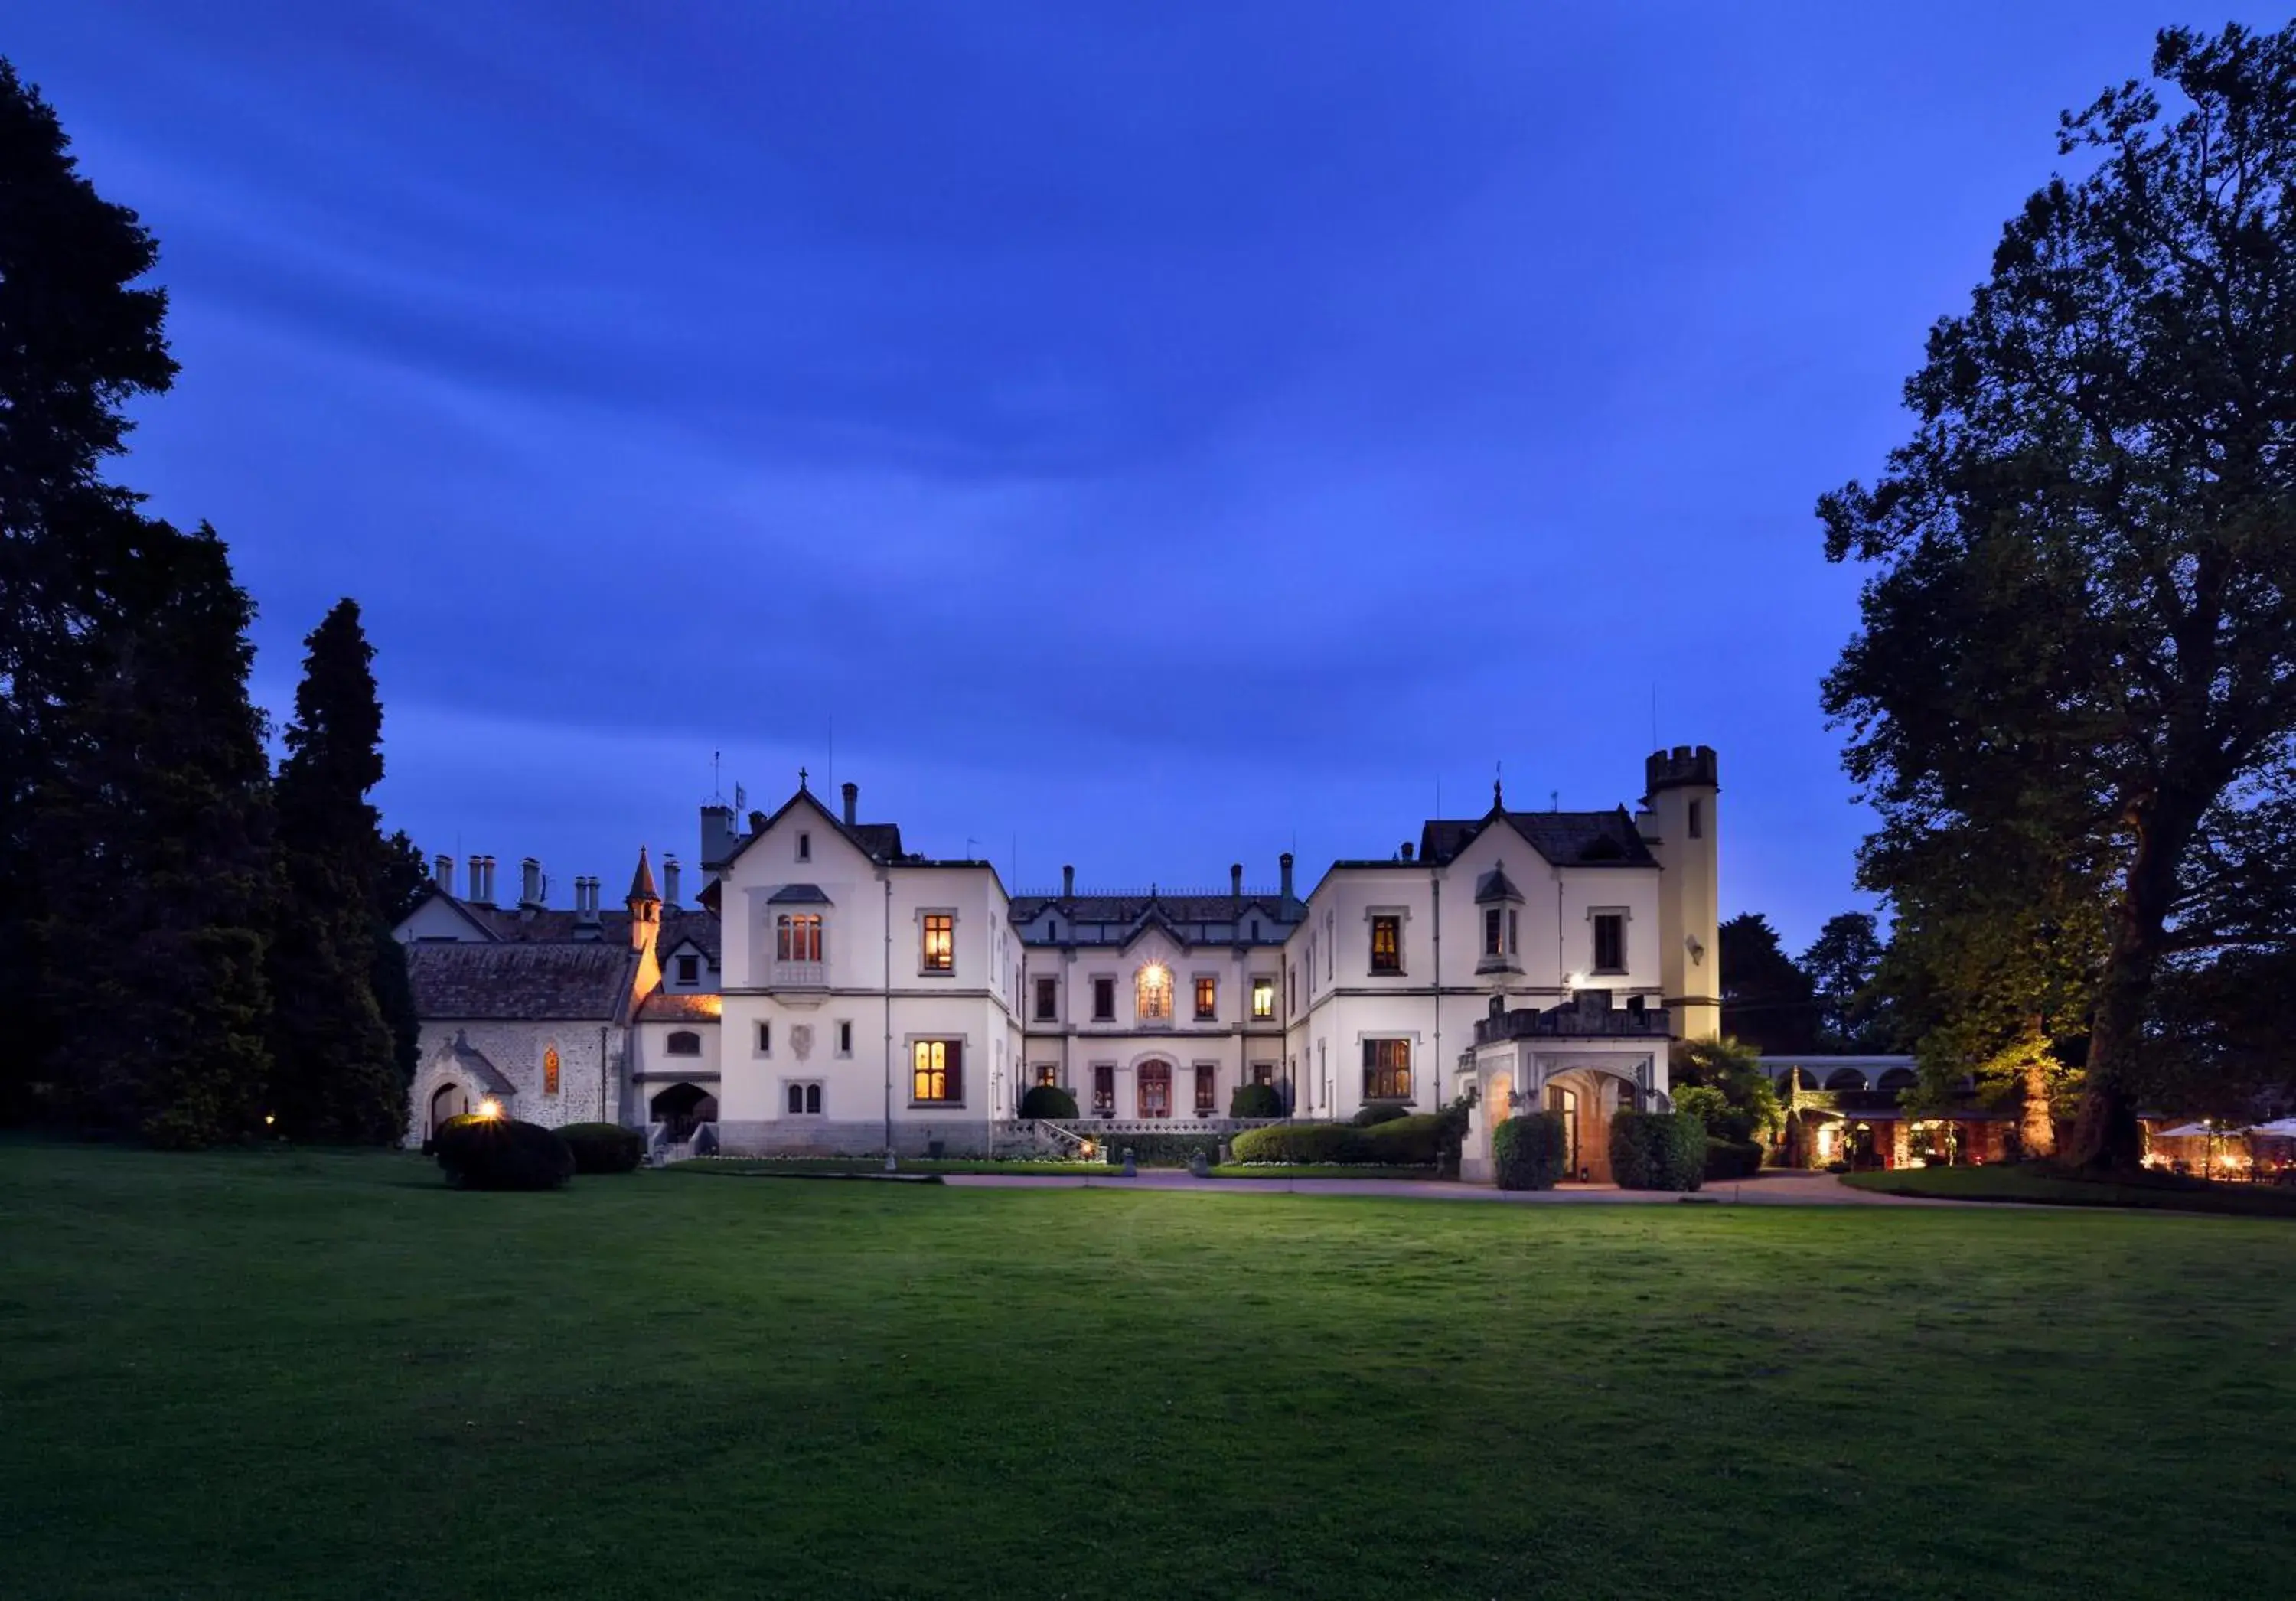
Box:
483 856 499 905
700 803 737 872
748 809 767 835
520 856 543 911
467 855 484 905
842 781 859 826
1062 864 1075 898
1279 853 1295 901
663 855 682 908
1401 841 1414 862
1230 862 1244 902
434 853 454 894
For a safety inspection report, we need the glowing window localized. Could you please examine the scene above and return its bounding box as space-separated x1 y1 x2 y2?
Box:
921 913 954 973
1370 914 1401 973
1193 975 1218 1020
1136 965 1172 1022
912 1039 962 1103
543 1045 560 1095
1363 1038 1411 1101
1251 977 1275 1019
775 913 822 962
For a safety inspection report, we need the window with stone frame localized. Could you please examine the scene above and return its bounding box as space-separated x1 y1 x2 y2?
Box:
667 1030 702 1057
1092 977 1116 1021
1136 965 1172 1022
1193 975 1218 1020
543 1045 560 1095
1251 975 1275 1019
1193 1063 1217 1114
1369 913 1402 973
775 913 822 962
1035 975 1058 1021
785 1081 823 1115
921 912 954 973
1092 1062 1115 1114
1362 1037 1411 1101
1593 911 1627 974
1035 1063 1058 1087
911 1039 963 1104
674 953 701 986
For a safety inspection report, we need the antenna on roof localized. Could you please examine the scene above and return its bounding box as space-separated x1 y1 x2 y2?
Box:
1551 788 1561 812
827 716 833 804
711 749 722 804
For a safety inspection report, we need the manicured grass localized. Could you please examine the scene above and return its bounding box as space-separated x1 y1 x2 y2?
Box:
1209 1162 1441 1180
1843 1161 2296 1216
4 1142 2293 1599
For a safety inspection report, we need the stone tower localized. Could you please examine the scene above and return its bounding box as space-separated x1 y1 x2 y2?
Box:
1635 746 1720 1042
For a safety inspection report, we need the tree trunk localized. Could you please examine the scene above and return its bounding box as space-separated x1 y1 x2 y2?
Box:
2018 1018 2057 1159
2065 801 2189 1172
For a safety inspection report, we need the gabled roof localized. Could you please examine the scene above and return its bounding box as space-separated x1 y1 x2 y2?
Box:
398 885 503 941
715 785 909 875
1419 807 1656 869
446 1030 517 1094
407 943 635 1022
1006 889 1303 948
1474 862 1524 903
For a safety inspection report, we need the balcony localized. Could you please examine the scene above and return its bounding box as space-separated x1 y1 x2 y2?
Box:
769 960 827 991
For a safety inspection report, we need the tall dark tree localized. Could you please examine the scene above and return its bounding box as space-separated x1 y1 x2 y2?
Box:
1801 912 1896 1052
268 600 404 1143
0 58 178 1119
31 523 273 1146
373 828 430 1091
1717 913 1818 1055
1822 24 2296 1168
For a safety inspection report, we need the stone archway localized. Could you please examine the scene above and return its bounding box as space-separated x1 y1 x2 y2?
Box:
429 1081 467 1139
1532 1061 1647 1184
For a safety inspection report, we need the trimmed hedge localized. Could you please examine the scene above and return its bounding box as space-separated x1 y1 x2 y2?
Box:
1352 1102 1410 1127
1228 1082 1285 1119
1018 1084 1080 1120
1357 1113 1446 1166
1228 1123 1363 1166
1088 1130 1222 1167
559 1121 644 1174
1610 1110 1707 1192
1493 1111 1569 1191
435 1117 575 1191
1704 1137 1765 1182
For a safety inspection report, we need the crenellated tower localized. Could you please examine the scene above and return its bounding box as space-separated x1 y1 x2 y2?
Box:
1634 745 1720 1041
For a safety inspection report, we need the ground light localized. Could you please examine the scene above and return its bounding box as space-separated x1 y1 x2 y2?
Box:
477 1098 502 1120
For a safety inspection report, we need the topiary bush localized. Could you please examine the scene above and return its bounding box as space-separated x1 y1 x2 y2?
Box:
1087 1130 1221 1167
1352 1102 1410 1127
1704 1137 1765 1181
1492 1111 1569 1190
1610 1110 1707 1192
559 1121 644 1174
1357 1112 1446 1167
1228 1122 1365 1166
1228 1082 1285 1119
1018 1084 1080 1120
435 1117 575 1191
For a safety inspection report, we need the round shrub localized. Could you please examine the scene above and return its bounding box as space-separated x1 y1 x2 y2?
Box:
435 1117 575 1191
1704 1137 1765 1182
1493 1111 1569 1190
1228 1122 1365 1166
1352 1102 1410 1127
1228 1082 1285 1119
1609 1110 1707 1192
1018 1083 1080 1120
559 1121 644 1174
1357 1113 1445 1167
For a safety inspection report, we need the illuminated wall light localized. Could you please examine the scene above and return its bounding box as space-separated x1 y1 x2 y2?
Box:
478 1097 503 1120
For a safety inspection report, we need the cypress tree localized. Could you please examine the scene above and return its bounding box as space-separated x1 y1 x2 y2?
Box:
0 58 178 1122
373 830 429 1090
32 522 274 1146
268 600 406 1143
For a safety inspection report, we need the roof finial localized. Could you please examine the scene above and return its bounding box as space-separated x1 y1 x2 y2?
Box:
1493 759 1504 812
798 765 809 791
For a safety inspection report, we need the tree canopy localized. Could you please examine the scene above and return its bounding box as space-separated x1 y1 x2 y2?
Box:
1822 23 2296 1167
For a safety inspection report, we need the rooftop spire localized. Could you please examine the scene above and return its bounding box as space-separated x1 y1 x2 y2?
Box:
627 845 660 905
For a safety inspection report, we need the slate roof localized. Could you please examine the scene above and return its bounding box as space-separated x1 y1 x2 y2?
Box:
1417 808 1657 869
408 895 720 964
1005 891 1304 948
767 882 832 904
714 786 911 873
406 943 635 1022
1474 863 1524 903
636 992 723 1022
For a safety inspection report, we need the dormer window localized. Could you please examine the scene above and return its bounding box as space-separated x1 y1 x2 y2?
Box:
797 832 811 862
1137 964 1172 1022
675 954 700 986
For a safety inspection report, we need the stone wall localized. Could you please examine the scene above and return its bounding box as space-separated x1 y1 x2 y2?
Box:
406 1020 622 1146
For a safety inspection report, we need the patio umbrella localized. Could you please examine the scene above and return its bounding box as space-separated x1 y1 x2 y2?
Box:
2250 1117 2296 1138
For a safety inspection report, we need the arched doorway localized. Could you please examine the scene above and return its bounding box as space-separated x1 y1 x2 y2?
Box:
1137 1061 1172 1120
1538 1065 1644 1183
429 1081 468 1138
649 1082 719 1140
1547 1082 1581 1175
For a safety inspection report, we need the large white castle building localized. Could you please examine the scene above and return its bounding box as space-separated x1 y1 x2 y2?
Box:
393 746 1722 1183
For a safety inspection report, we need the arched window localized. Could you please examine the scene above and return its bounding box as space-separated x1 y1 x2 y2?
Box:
542 1045 561 1096
1136 964 1172 1022
1825 1068 1868 1091
667 1030 702 1057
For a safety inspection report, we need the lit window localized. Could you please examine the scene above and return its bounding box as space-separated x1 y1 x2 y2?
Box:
543 1045 560 1095
1035 976 1058 1022
1370 914 1401 973
912 1039 963 1103
1035 1064 1058 1087
776 914 822 962
1363 1039 1411 1101
921 913 954 973
1137 965 1172 1021
1194 976 1218 1020
1138 1061 1172 1118
667 1030 702 1057
1193 1064 1216 1114
1093 977 1115 1022
1593 913 1626 973
1251 977 1275 1019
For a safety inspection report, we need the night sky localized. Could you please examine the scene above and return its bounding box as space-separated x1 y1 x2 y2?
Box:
11 4 2268 944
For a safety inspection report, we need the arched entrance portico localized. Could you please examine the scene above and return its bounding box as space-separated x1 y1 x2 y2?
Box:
429 1081 468 1138
1473 1053 1652 1184
649 1081 719 1140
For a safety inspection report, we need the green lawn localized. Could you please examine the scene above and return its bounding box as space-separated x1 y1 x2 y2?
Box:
3 1143 2291 1599
1843 1161 2296 1216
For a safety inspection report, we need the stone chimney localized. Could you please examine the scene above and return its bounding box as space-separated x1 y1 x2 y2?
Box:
1279 852 1295 901
700 803 739 873
1401 841 1414 862
842 781 859 826
433 853 454 893
663 854 682 909
1230 862 1244 902
519 857 543 911
1062 864 1075 898
483 856 499 905
467 855 484 905
748 809 767 835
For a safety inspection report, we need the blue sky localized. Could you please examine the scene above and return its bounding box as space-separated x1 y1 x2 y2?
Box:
11 3 2269 947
